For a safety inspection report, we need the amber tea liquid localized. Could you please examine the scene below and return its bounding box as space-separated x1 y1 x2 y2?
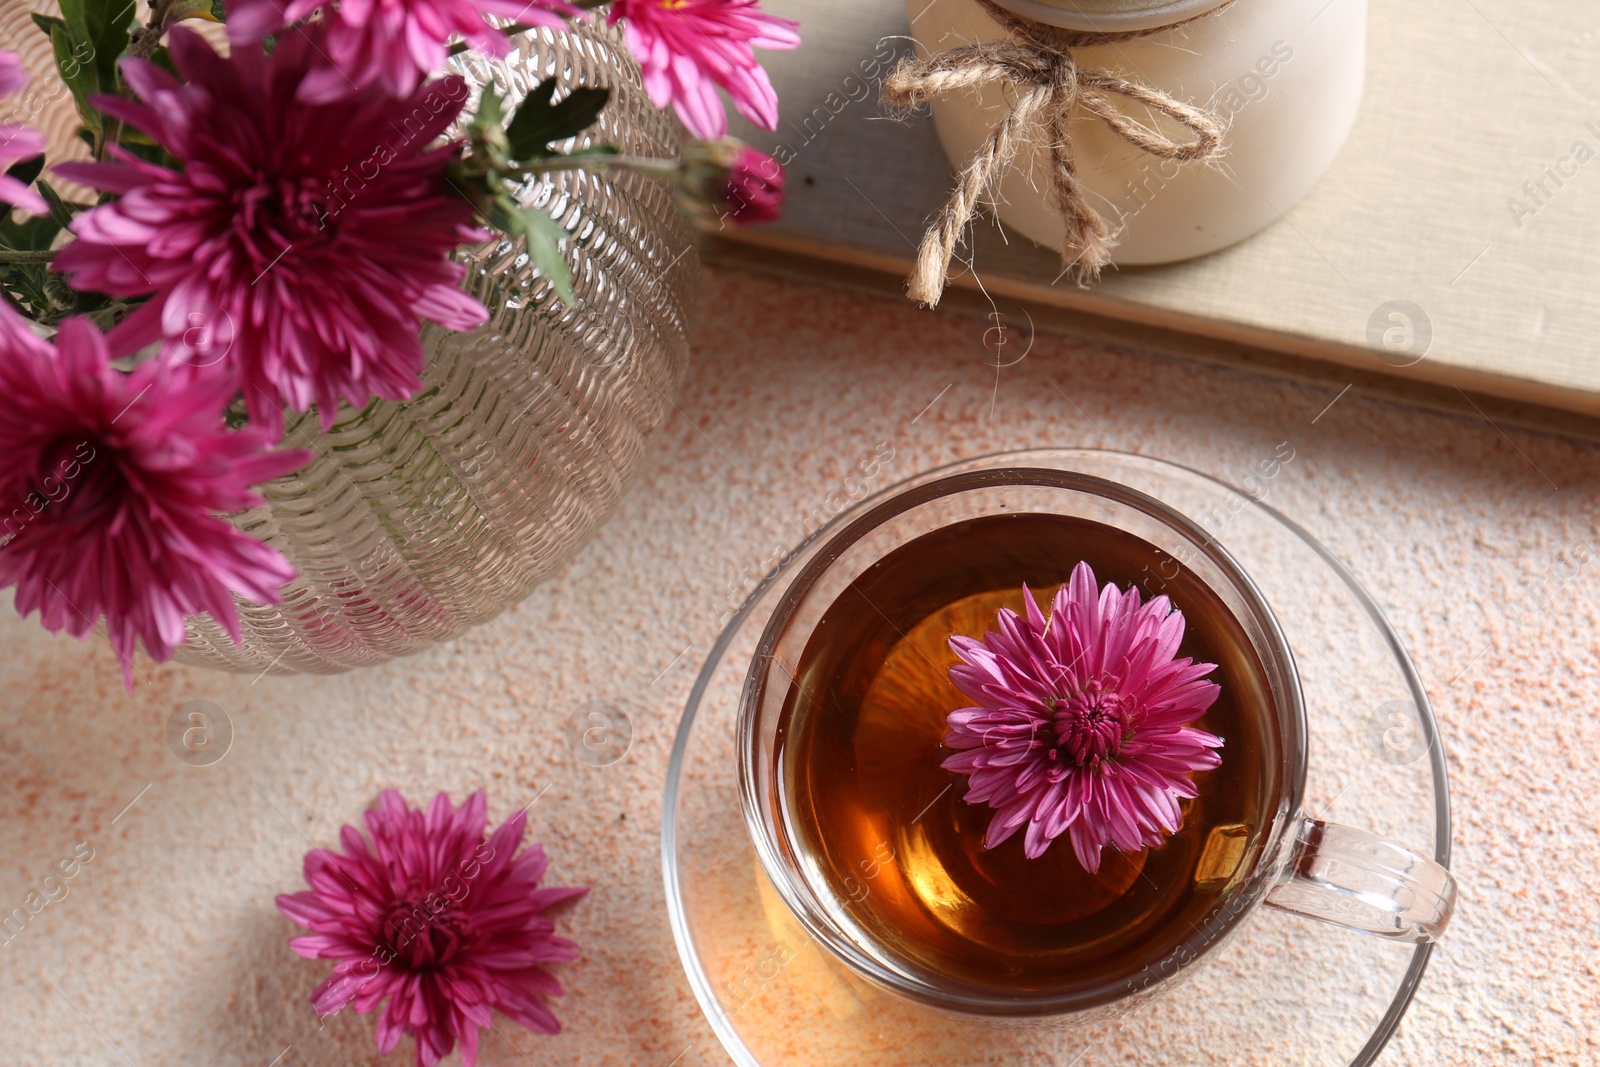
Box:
775 513 1282 1000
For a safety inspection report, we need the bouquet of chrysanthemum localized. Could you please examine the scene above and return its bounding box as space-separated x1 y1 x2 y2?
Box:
0 0 796 683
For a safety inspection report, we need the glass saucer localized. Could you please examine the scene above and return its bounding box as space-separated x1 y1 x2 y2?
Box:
662 450 1451 1067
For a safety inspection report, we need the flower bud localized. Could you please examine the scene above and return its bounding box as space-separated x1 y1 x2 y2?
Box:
679 138 785 228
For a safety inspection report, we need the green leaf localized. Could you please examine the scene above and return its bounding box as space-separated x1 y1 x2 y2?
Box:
488 193 576 306
4 154 45 189
476 86 507 132
467 88 511 169
147 45 177 75
31 13 65 37
0 254 75 324
59 0 135 91
0 213 62 254
51 25 101 131
523 76 559 115
76 289 122 331
57 0 91 50
0 261 121 328
168 0 223 21
504 81 609 161
35 181 86 231
0 266 53 319
545 86 609 137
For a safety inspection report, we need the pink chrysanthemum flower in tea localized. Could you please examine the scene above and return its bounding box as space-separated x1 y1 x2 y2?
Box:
0 307 306 686
942 562 1224 872
0 51 48 216
609 0 800 139
52 28 489 435
277 790 586 1067
226 0 583 102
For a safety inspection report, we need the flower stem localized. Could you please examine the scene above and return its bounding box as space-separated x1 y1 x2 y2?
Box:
127 0 175 60
104 0 178 158
0 249 55 264
507 154 679 182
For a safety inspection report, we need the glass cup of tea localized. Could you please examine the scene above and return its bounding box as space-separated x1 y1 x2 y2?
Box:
736 465 1456 1021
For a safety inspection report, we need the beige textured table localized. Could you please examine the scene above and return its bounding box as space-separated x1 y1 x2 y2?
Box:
1 267 1596 1065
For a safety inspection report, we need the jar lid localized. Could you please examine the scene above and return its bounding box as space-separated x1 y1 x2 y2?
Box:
987 0 1231 33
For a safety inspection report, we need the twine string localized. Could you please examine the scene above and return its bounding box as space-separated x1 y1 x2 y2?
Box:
883 0 1233 306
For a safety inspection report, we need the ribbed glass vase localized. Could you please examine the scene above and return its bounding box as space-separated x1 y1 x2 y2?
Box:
171 20 697 674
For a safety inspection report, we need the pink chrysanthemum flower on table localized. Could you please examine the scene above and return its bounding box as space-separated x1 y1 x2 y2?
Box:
942 562 1224 872
226 0 584 101
52 28 489 435
277 789 586 1067
0 51 48 216
610 0 801 139
0 308 307 686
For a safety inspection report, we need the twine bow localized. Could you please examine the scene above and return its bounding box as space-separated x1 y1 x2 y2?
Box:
884 0 1233 306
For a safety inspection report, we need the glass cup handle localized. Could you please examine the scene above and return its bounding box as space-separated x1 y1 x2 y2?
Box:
1263 818 1456 944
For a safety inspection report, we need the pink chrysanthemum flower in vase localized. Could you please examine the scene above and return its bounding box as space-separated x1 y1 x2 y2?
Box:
226 0 584 102
52 27 489 436
0 51 48 216
942 562 1224 873
679 140 785 226
0 307 307 686
610 0 801 139
716 144 785 224
277 790 587 1067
